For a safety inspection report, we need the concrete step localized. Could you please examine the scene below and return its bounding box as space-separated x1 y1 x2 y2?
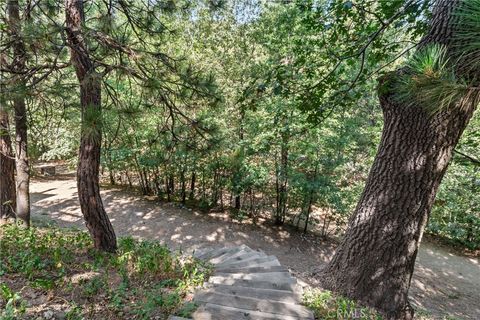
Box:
192 303 311 320
194 292 313 318
206 285 300 303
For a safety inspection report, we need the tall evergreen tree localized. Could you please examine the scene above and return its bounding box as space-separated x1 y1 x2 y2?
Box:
0 102 16 223
65 0 117 252
320 1 480 318
7 0 30 227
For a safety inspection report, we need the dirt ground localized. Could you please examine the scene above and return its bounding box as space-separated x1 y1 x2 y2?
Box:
30 174 480 320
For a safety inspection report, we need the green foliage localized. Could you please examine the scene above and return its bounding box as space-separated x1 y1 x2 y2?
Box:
0 225 210 319
0 0 477 251
395 44 469 113
407 44 450 75
303 288 381 320
0 284 26 320
176 301 198 317
81 105 103 143
452 0 480 73
428 162 480 250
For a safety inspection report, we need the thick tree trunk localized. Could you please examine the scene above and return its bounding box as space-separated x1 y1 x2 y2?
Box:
320 1 478 318
65 0 117 252
8 0 30 227
0 108 16 223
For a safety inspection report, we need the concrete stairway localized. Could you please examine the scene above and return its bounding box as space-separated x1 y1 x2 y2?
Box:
170 245 314 320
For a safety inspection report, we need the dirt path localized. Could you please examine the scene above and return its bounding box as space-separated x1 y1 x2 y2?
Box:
30 175 480 320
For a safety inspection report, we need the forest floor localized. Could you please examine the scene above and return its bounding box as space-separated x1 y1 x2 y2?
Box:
30 174 480 320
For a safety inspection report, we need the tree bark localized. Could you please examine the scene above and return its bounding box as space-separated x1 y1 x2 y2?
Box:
0 107 16 223
275 130 289 225
7 0 30 227
181 169 186 204
189 171 196 200
320 1 479 318
65 0 117 252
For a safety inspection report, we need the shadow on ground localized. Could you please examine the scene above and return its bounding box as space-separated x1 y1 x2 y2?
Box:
30 175 480 320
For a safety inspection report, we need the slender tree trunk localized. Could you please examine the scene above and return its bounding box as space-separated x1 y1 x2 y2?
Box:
275 132 289 225
166 175 171 201
134 156 147 194
107 150 115 185
65 0 116 252
233 108 245 210
189 171 196 200
320 1 479 318
212 168 218 206
109 169 115 185
7 0 30 227
153 168 161 196
125 170 133 187
181 169 186 204
0 108 16 223
234 193 241 210
169 174 175 193
142 169 151 194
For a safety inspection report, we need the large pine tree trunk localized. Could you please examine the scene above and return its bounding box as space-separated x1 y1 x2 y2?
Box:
7 0 30 227
320 1 479 319
0 108 16 223
65 0 117 252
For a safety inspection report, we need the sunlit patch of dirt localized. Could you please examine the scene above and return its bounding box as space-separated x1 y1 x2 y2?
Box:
30 174 480 320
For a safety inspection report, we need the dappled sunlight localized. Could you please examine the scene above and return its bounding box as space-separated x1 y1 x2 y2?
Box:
32 175 336 271
408 241 480 319
30 175 479 319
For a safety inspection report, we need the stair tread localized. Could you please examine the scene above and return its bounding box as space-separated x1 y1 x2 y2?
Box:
187 246 312 320
203 284 300 303
194 291 313 318
210 248 260 265
216 255 280 269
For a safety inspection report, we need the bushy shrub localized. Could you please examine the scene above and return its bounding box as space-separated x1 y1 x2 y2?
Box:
427 162 480 250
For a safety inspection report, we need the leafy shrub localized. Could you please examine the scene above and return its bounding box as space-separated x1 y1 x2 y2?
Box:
0 284 26 320
427 162 480 250
0 225 210 319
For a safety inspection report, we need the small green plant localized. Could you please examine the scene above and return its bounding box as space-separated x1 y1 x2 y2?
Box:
176 302 198 317
82 276 105 297
0 284 26 320
230 209 248 222
31 277 56 290
65 302 83 320
0 225 209 319
303 288 381 320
